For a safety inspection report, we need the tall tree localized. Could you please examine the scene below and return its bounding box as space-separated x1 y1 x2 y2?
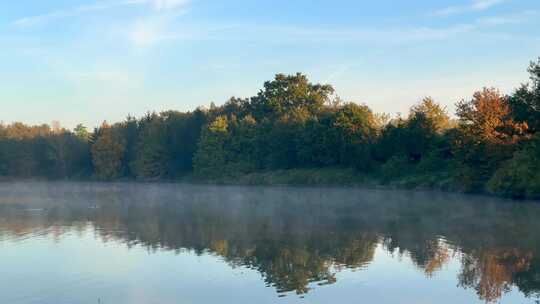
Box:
193 116 230 177
509 58 540 132
74 124 90 140
91 122 126 180
410 97 451 133
163 109 208 177
249 73 334 120
453 88 528 190
131 113 169 179
330 103 377 169
456 88 527 145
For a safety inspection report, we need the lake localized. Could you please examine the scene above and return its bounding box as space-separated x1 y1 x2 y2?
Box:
0 182 539 304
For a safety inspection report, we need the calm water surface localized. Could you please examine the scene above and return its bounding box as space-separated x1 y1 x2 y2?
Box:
0 182 539 304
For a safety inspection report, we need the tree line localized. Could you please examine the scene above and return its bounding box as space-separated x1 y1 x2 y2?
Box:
2 57 540 198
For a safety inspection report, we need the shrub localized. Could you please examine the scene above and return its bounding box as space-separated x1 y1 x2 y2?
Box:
487 149 540 198
380 155 412 182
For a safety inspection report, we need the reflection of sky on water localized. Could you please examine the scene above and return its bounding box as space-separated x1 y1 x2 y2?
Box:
0 232 533 304
0 182 539 304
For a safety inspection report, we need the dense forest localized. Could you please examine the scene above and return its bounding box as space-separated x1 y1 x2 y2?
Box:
2 58 540 198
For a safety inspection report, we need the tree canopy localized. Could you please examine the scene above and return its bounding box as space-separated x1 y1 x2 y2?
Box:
2 57 540 198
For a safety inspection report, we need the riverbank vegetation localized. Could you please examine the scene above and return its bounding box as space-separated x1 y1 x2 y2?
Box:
2 58 540 198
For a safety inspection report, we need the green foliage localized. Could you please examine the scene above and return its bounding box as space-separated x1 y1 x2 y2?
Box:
226 115 259 173
375 102 446 164
330 103 377 170
296 116 337 167
162 109 208 177
263 115 303 169
0 139 38 177
130 113 169 179
193 116 230 177
487 136 540 198
91 123 126 180
416 150 450 174
2 60 540 199
41 133 91 178
509 58 540 132
202 167 369 186
380 155 412 182
73 124 90 140
0 123 91 178
410 97 451 133
249 73 334 120
452 88 528 192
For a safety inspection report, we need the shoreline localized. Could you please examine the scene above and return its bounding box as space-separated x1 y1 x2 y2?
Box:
1 168 538 201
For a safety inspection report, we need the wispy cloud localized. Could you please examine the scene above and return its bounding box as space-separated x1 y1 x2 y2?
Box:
124 0 190 11
232 23 477 45
124 10 534 49
205 9 535 46
13 3 114 27
128 17 183 48
149 0 190 11
433 0 507 16
475 10 538 26
12 0 190 27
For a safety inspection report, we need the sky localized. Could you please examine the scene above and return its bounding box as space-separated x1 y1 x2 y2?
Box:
1 0 540 129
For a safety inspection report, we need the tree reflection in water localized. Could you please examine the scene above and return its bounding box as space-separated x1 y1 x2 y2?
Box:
0 182 539 302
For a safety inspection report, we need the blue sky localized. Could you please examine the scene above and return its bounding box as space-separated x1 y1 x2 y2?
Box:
1 0 539 128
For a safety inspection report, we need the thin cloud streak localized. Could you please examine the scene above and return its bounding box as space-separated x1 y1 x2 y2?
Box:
12 0 190 27
124 0 190 11
475 10 538 26
433 0 507 16
157 17 520 46
13 3 115 27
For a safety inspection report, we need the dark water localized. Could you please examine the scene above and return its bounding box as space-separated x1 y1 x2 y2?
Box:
0 182 539 304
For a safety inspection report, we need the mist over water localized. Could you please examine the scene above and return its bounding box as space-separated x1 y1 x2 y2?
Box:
0 182 539 303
